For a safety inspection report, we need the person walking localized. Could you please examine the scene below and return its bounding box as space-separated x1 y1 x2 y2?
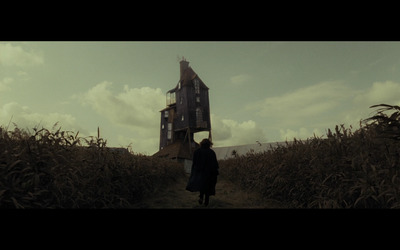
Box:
186 138 219 207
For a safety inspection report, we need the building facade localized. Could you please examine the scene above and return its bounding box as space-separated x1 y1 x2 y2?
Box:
153 58 212 171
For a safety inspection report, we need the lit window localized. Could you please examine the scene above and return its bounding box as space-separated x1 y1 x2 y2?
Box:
162 124 164 129
181 115 184 121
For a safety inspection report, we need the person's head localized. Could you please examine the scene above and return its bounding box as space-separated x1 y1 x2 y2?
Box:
200 138 213 148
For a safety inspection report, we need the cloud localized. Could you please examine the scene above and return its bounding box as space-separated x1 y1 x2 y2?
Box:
78 81 165 129
242 80 400 143
230 74 252 85
337 80 400 129
209 114 232 141
74 80 400 152
0 77 13 92
246 81 353 127
77 81 268 151
0 43 44 67
353 80 400 107
0 102 85 134
210 114 267 147
243 81 363 142
75 81 166 154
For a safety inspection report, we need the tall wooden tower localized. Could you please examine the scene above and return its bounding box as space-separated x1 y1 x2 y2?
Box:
153 58 212 170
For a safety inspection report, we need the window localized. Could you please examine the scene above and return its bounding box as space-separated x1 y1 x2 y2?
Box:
194 79 200 94
167 123 172 139
167 131 172 139
170 92 176 104
180 97 183 104
164 110 168 118
178 81 181 89
196 108 202 122
181 115 184 121
162 124 164 129
196 108 204 127
196 96 200 102
166 92 176 105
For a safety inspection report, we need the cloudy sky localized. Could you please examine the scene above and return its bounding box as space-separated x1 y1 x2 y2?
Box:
1 41 400 155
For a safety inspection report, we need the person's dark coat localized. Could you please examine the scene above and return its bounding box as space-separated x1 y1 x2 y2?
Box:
186 147 219 196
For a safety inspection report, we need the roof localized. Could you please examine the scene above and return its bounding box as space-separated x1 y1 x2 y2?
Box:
159 106 174 112
167 67 209 94
181 67 197 85
152 139 200 160
182 67 209 89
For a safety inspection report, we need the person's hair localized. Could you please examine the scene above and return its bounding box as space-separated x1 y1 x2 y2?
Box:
200 138 213 148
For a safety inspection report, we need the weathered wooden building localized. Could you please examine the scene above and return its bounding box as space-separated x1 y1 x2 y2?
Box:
153 58 212 172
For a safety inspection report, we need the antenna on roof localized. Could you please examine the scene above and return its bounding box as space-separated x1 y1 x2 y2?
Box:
176 55 186 62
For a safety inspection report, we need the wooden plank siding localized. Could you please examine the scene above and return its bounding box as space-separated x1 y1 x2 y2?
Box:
154 59 211 160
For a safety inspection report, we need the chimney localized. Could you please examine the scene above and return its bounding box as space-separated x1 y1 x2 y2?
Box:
179 58 189 79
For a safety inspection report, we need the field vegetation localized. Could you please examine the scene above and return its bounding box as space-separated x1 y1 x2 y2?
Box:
2 103 400 208
219 104 400 208
0 124 185 208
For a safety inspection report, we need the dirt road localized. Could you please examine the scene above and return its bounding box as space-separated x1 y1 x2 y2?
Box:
131 175 287 209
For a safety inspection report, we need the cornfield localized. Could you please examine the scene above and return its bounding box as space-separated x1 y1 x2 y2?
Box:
3 103 400 209
219 104 400 208
0 123 185 208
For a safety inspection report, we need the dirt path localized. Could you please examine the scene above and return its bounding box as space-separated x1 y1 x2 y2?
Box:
131 175 288 209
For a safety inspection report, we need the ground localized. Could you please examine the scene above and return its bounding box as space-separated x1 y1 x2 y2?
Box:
130 175 288 209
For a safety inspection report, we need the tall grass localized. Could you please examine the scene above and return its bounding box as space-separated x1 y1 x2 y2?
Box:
219 104 400 208
0 123 185 208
